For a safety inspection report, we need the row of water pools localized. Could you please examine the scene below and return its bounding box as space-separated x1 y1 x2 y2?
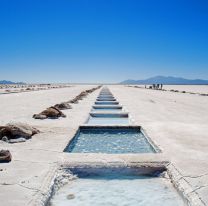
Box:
50 87 186 206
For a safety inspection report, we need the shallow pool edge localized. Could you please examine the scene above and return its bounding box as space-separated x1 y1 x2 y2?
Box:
63 125 160 153
29 162 204 206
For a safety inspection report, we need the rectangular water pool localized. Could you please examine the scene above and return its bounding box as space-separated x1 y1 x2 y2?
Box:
98 96 114 99
50 169 185 206
95 101 119 105
97 98 116 101
89 112 128 117
65 127 156 153
93 105 122 109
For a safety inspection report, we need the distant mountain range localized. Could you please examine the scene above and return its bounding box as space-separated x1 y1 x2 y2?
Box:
0 80 25 84
120 76 208 85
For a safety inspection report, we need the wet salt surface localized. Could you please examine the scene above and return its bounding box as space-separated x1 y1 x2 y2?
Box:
50 174 185 206
87 116 129 125
95 101 119 105
65 128 155 153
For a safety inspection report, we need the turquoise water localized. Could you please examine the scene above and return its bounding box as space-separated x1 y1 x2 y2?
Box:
50 173 185 206
95 101 119 105
97 99 116 101
65 128 155 153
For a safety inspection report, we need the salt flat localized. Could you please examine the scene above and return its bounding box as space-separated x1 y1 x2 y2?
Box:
110 85 208 205
0 85 100 206
0 85 208 206
163 85 208 93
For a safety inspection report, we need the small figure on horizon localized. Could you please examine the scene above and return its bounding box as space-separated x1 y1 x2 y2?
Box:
161 84 163 90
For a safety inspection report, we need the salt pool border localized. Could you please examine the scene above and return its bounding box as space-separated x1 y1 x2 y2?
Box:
29 162 205 206
63 125 161 154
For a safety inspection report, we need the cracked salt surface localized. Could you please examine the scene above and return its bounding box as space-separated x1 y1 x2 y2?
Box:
50 174 185 206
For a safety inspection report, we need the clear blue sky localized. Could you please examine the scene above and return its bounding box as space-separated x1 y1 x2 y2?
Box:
0 0 208 83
